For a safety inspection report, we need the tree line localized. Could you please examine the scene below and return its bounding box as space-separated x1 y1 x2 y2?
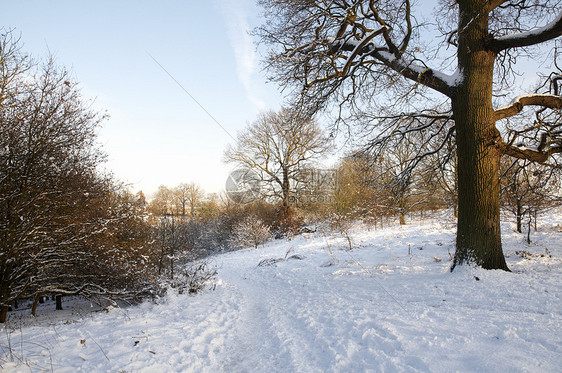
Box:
224 106 561 237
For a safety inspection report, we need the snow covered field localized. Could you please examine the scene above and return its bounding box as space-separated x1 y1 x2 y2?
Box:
1 210 561 372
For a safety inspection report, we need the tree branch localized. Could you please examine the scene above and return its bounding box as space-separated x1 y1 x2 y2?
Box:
501 141 562 163
491 12 562 52
332 38 457 97
372 50 456 97
494 94 562 120
487 0 510 11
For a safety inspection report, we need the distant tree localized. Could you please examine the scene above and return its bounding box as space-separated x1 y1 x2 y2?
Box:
333 156 373 217
135 190 148 210
501 158 561 236
149 185 174 216
378 132 438 225
426 128 458 216
174 182 204 217
257 0 562 270
197 193 222 223
154 214 190 279
224 107 330 209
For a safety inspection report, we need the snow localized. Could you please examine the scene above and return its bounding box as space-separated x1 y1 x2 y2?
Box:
340 36 461 89
375 50 461 89
496 12 562 42
1 210 561 372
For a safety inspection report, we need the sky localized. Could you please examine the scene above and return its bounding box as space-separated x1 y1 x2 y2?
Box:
3 1 554 198
1 0 284 197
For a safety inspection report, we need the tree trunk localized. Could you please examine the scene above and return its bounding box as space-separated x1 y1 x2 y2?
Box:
398 188 407 225
158 248 165 275
31 293 41 316
282 167 290 208
516 199 522 233
158 224 166 275
170 254 175 280
0 283 10 323
0 306 8 323
55 295 63 310
452 0 509 271
527 214 532 244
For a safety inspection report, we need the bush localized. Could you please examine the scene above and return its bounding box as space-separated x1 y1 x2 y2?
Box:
272 205 303 238
232 216 271 249
153 261 218 298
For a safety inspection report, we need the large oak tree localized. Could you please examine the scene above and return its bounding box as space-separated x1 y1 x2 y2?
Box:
256 0 562 270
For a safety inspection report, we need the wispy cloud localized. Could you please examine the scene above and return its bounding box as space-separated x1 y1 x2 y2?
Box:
220 0 266 111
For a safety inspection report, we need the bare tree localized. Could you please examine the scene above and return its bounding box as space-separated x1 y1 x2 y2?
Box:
378 132 438 225
154 213 191 279
331 157 372 227
27 187 158 316
224 107 330 208
0 31 156 322
426 125 459 216
256 0 562 270
174 182 204 217
501 157 561 235
149 185 174 216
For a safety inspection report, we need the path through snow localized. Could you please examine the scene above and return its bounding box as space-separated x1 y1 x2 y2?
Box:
1 211 561 372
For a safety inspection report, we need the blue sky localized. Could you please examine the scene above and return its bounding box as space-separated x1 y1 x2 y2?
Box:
1 0 283 196
5 1 551 197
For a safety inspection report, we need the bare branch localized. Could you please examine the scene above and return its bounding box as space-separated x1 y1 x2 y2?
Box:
334 38 457 97
488 0 510 11
494 93 562 120
491 12 562 51
501 141 562 163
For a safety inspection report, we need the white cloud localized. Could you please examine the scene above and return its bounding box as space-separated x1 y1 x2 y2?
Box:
220 0 266 111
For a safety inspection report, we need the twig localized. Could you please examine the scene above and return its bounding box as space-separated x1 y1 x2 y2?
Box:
85 332 110 361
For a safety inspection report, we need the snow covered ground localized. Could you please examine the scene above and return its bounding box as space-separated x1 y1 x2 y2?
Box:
1 210 561 372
